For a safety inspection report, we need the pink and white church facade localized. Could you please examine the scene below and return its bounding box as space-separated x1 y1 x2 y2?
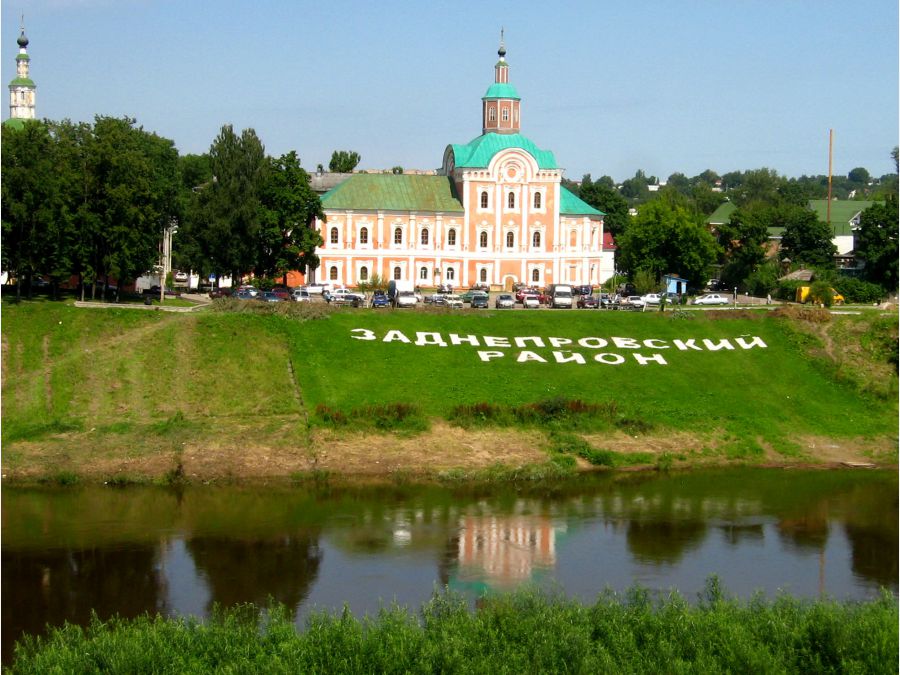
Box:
313 37 615 291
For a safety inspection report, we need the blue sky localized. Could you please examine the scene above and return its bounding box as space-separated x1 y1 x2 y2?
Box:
3 0 898 182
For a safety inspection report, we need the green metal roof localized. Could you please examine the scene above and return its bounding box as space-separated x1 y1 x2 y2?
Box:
321 174 464 212
450 133 557 169
807 199 873 237
483 82 520 100
706 201 736 225
560 187 604 217
8 77 34 88
3 117 26 130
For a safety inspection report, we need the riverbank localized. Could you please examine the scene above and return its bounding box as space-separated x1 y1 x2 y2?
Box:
2 300 896 485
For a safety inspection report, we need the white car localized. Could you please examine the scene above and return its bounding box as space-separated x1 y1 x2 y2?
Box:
443 294 464 308
394 291 417 308
641 293 661 306
292 288 311 302
694 293 730 306
626 295 645 309
522 294 541 309
495 294 515 309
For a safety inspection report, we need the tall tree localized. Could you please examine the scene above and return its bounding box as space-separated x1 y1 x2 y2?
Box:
328 150 360 173
716 205 770 289
257 151 325 282
778 205 836 268
578 174 629 239
616 200 718 288
855 197 898 291
198 125 268 282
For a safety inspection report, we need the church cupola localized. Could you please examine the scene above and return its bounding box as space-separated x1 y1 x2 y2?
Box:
8 22 36 122
482 30 520 136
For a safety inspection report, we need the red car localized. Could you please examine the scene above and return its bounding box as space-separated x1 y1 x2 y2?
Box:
515 287 539 302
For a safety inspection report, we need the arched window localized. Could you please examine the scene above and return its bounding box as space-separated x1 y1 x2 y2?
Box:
501 108 509 122
507 192 515 209
480 191 488 208
533 192 542 209
419 267 428 280
479 231 488 248
420 228 429 245
393 266 402 280
446 267 455 281
359 266 368 281
359 227 368 244
394 227 403 245
329 266 338 281
330 227 339 244
488 107 496 122
532 231 541 248
532 269 540 283
506 231 514 248
480 269 488 283
570 230 578 248
448 229 457 246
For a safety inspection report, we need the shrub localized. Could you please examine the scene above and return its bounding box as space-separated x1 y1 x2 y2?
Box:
833 277 885 304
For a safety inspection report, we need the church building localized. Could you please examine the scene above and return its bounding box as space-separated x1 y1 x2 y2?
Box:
314 37 614 290
5 24 36 129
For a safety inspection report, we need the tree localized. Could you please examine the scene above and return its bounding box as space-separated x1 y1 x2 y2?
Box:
778 205 836 268
855 197 898 291
257 151 325 283
578 174 629 239
1 120 61 299
197 125 268 282
615 200 718 289
847 167 870 185
716 205 771 289
391 166 403 174
619 170 651 203
328 150 360 173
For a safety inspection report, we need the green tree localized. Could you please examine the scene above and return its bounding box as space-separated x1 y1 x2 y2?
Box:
717 205 770 290
619 170 651 203
855 197 898 291
328 150 361 173
779 205 837 268
847 167 870 185
616 200 718 288
1 120 59 299
578 174 629 239
257 151 325 283
198 125 268 282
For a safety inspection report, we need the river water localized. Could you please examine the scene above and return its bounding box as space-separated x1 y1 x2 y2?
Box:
2 468 896 659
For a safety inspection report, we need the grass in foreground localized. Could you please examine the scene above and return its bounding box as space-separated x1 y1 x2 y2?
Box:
9 582 897 674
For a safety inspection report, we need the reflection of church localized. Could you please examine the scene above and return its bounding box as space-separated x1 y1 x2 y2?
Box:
314 34 615 291
455 514 556 588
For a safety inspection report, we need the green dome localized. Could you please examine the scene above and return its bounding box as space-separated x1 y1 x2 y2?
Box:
482 82 520 100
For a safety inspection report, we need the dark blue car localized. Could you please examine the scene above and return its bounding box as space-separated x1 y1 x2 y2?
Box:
371 292 390 308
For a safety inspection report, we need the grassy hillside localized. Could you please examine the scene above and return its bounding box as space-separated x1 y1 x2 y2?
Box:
1 300 896 481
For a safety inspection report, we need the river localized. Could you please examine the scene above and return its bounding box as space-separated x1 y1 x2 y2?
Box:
2 468 896 660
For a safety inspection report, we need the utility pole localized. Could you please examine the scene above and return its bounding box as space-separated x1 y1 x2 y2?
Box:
826 129 834 227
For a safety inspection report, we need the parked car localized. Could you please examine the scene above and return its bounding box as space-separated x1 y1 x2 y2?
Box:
292 288 311 302
693 293 729 306
208 288 231 299
443 294 464 308
522 294 541 309
516 287 539 302
577 294 600 309
394 290 417 308
371 291 391 308
619 295 645 309
573 284 593 297
258 291 284 303
599 293 612 308
236 285 259 297
425 293 446 305
305 283 333 295
470 292 489 309
642 293 661 306
270 286 291 300
326 288 365 306
495 294 515 309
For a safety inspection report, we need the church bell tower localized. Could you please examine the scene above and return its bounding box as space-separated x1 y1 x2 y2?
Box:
8 22 36 121
481 30 520 135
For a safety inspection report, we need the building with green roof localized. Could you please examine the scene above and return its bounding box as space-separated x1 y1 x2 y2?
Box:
314 34 614 291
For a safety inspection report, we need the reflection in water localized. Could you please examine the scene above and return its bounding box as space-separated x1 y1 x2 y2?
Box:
2 469 897 662
454 515 556 588
1 544 166 658
185 533 322 617
626 520 707 565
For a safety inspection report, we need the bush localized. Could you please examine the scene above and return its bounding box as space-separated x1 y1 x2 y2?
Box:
833 277 885 304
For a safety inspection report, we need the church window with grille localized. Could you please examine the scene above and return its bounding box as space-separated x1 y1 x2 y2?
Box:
507 192 515 209
533 192 542 209
480 191 488 208
330 227 339 244
394 227 403 245
506 231 515 248
479 231 488 248
420 228 429 245
532 231 541 248
448 229 457 246
360 227 368 244
329 266 338 280
359 266 368 281
394 266 402 280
